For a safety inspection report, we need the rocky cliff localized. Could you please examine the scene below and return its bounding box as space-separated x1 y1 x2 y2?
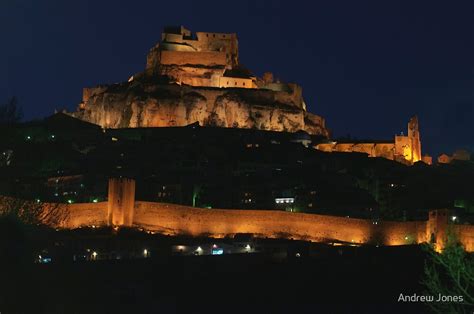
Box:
69 78 329 136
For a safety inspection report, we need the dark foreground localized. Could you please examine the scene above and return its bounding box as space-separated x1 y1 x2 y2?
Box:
0 244 430 314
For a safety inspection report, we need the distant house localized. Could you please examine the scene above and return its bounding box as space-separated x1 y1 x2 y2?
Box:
437 153 452 164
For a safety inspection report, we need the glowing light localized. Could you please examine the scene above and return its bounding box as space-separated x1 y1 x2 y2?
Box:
275 198 294 204
451 216 457 222
245 244 251 250
67 199 73 204
143 249 148 257
92 199 98 203
92 251 98 259
212 249 223 255
212 244 217 248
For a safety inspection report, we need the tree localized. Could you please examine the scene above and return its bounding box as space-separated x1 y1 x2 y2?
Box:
421 232 474 313
0 97 23 125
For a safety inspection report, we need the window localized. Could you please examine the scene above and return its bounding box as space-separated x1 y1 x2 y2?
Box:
235 82 237 85
243 82 245 86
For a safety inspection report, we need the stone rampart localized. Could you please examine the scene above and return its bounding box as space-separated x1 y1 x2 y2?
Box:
1 195 470 252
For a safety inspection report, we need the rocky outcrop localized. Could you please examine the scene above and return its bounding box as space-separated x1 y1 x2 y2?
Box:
69 79 329 136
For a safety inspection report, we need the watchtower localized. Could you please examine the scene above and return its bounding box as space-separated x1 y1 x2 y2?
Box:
107 178 136 226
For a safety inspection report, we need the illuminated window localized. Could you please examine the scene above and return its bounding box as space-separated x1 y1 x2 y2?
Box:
275 198 294 204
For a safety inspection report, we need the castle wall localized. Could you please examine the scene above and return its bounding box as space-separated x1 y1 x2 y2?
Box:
160 50 227 67
2 195 470 251
315 143 336 152
351 143 375 156
132 201 375 243
373 143 395 160
376 220 428 246
131 202 442 249
61 202 107 228
334 143 356 153
395 135 413 162
314 117 421 165
456 224 474 252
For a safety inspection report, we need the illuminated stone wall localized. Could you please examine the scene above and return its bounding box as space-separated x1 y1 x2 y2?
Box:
4 194 471 252
159 50 227 67
456 224 474 252
131 201 434 247
133 201 375 243
315 117 421 165
60 202 107 228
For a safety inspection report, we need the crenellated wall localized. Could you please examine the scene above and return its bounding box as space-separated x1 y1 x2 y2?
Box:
2 193 471 251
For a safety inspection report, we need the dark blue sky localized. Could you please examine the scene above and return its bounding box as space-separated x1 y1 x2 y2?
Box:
2 0 473 157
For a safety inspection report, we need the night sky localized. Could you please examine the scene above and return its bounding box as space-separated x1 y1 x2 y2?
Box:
2 0 473 157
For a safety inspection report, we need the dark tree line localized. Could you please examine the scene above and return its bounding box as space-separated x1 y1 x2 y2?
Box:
0 97 23 125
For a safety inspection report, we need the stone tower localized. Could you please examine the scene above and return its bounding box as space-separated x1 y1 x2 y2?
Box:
408 116 422 163
107 178 136 226
426 209 449 251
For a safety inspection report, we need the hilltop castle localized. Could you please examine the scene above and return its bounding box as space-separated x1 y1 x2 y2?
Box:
70 26 327 135
144 26 296 93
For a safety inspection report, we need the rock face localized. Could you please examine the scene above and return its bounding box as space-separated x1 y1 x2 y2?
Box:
70 79 329 136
